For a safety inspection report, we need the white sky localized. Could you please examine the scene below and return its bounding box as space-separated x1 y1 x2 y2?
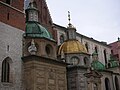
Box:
46 0 120 44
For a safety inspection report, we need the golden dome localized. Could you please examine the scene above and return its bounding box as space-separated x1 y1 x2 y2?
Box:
58 40 88 55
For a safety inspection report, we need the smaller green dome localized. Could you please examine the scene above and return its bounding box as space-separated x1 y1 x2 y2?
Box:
108 54 119 68
91 61 105 71
108 61 118 68
25 21 53 40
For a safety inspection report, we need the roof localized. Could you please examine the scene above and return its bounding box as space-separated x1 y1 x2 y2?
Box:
54 23 110 47
58 39 88 55
84 70 103 78
91 60 105 71
25 21 53 40
108 54 119 68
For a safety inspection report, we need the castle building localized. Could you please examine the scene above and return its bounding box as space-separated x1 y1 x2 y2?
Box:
0 0 120 90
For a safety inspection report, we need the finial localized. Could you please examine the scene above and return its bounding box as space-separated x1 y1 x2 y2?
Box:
67 11 75 29
68 11 71 25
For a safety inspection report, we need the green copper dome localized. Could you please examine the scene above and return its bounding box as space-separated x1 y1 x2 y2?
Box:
108 54 119 68
91 60 105 71
108 60 118 68
25 21 53 40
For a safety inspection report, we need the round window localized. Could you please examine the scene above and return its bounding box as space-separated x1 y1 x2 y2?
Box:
45 44 53 56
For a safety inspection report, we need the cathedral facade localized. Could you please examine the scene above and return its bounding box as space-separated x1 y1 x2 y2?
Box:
0 0 120 90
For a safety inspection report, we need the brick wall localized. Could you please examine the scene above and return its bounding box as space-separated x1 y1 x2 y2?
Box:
109 41 120 61
0 1 25 30
0 0 24 10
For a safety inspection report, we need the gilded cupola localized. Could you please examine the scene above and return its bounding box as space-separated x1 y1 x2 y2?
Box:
58 40 88 55
58 11 88 55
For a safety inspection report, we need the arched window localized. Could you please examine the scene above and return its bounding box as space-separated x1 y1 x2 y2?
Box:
108 63 111 68
115 76 120 90
84 57 89 66
111 50 113 55
95 46 98 53
60 34 64 44
104 50 107 64
6 0 11 4
45 44 53 57
85 43 89 52
1 57 11 82
105 78 111 90
70 57 79 65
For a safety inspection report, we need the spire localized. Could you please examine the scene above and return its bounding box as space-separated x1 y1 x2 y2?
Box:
68 11 71 25
67 11 76 28
67 11 73 28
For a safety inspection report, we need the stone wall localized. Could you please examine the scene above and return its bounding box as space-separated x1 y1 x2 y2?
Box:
0 22 24 90
0 1 25 30
67 66 88 90
23 56 67 90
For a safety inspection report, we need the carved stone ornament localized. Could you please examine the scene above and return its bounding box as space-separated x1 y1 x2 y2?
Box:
28 39 37 55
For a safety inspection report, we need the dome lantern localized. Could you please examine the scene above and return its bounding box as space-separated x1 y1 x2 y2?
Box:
66 11 76 40
25 1 39 22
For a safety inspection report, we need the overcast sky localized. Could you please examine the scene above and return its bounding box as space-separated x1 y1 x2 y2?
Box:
46 0 120 44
